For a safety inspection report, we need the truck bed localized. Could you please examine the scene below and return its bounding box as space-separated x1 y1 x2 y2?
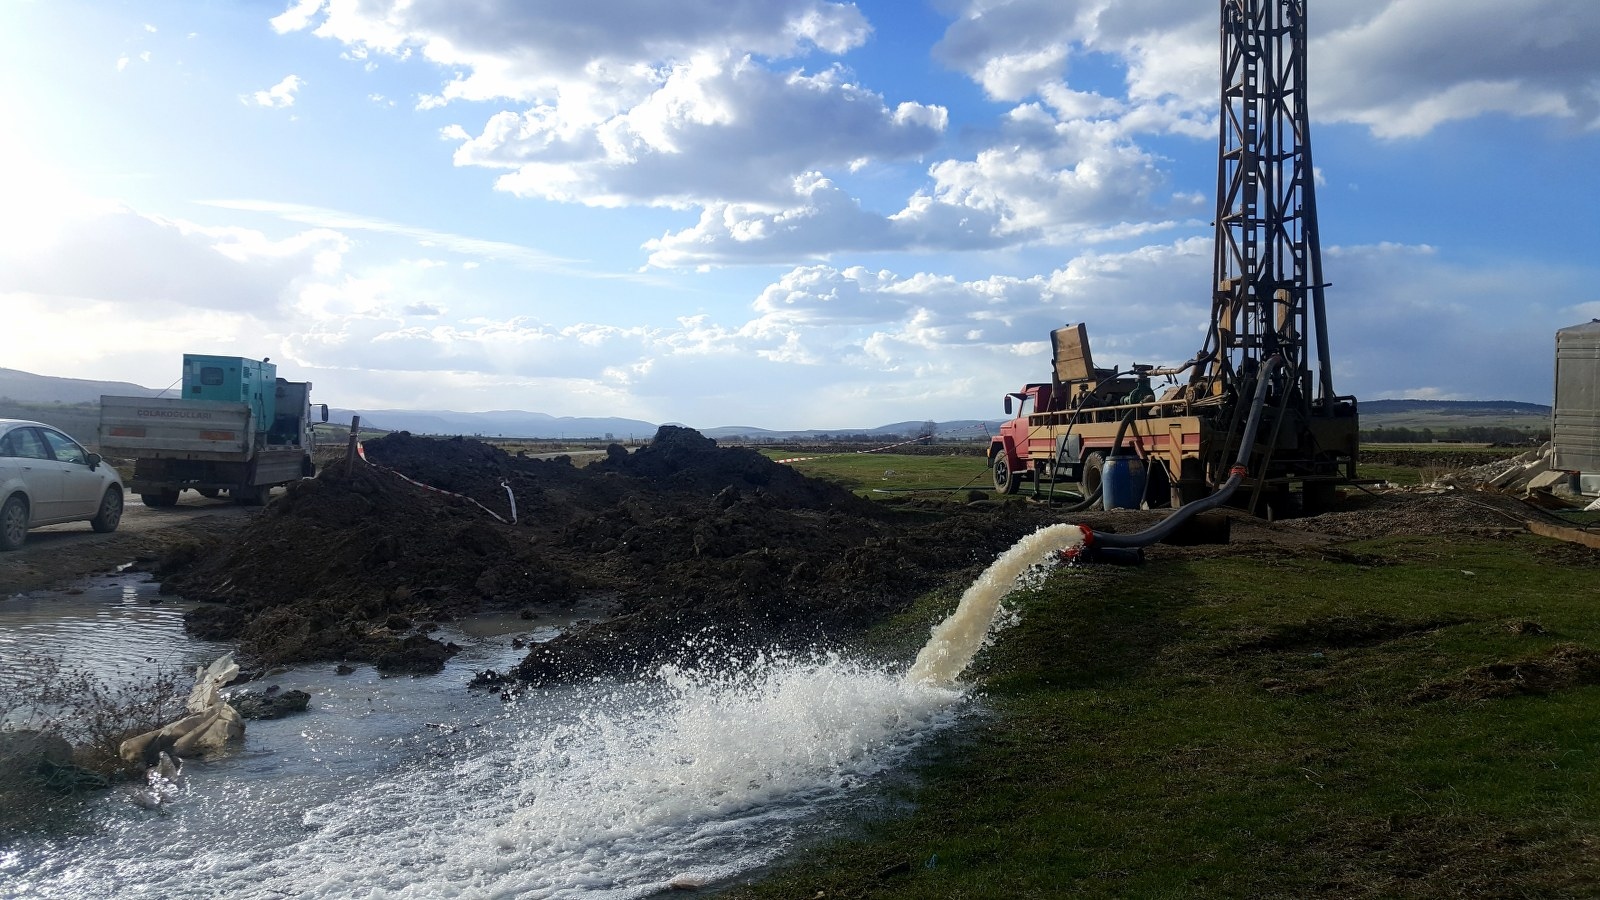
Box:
99 395 255 461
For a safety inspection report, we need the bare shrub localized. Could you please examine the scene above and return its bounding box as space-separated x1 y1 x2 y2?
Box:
2 651 189 779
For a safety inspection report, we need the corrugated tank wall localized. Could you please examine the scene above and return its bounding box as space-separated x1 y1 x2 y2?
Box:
1553 320 1600 472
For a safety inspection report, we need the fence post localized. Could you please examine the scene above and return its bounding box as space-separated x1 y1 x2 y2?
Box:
345 415 361 475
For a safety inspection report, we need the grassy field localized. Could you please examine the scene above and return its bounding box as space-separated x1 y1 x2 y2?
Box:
735 533 1600 898
759 449 998 499
762 448 1512 497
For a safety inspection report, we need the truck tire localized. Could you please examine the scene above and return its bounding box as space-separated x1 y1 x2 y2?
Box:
992 452 1022 495
1 494 28 551
1080 452 1106 498
197 488 221 499
90 486 123 533
141 490 180 508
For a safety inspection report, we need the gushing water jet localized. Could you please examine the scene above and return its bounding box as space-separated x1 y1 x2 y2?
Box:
905 523 1085 687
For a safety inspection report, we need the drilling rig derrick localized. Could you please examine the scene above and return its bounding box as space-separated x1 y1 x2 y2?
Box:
987 0 1358 517
1194 0 1357 511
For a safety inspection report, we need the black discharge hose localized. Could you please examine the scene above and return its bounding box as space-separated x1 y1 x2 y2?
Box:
1058 485 1102 512
1088 355 1283 550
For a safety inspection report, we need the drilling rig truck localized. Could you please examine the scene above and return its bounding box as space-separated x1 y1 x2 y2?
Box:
989 0 1358 518
98 355 328 507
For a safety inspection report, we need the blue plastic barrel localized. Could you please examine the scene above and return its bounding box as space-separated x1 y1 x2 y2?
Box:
1101 453 1148 510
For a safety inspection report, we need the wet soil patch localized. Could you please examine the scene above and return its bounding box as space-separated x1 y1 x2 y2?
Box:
1230 613 1467 655
1409 644 1600 702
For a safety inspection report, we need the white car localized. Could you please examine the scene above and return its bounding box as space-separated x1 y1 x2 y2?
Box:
0 419 125 551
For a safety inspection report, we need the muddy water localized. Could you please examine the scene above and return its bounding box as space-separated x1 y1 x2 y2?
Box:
908 523 1083 685
0 525 1078 899
0 577 957 898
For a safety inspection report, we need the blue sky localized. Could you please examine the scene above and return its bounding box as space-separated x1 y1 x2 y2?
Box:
2 0 1597 429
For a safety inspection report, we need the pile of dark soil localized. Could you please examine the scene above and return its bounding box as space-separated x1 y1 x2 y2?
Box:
163 427 1056 677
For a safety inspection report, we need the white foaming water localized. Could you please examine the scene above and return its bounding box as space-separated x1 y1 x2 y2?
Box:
4 524 1078 899
4 647 962 899
906 523 1083 686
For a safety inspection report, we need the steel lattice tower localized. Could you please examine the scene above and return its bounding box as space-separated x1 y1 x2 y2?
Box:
1194 0 1335 416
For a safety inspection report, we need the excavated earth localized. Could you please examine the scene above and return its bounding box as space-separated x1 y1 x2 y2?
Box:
152 428 1581 679
159 428 1064 675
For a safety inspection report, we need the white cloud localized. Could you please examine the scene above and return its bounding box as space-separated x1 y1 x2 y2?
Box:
270 0 325 36
642 104 1190 267
932 0 1600 137
201 199 581 271
268 0 941 213
0 204 345 316
453 57 946 208
248 74 304 108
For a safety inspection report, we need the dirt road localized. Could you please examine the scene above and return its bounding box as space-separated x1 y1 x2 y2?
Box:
0 490 270 595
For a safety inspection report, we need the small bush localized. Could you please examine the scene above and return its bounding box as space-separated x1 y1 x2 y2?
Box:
2 651 189 781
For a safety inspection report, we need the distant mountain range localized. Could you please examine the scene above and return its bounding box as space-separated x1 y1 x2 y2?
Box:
0 367 163 405
0 366 1550 439
1361 399 1549 416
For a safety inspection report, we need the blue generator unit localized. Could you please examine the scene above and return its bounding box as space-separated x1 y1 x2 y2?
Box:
182 354 277 431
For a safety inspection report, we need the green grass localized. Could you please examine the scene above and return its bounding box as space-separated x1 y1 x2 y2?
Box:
1355 463 1425 486
734 534 1600 898
769 447 1488 496
761 450 997 500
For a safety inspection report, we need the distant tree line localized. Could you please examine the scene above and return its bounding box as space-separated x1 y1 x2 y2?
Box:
1362 425 1548 444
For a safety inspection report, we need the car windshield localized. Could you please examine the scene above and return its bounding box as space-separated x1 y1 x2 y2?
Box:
39 428 88 465
1 427 52 460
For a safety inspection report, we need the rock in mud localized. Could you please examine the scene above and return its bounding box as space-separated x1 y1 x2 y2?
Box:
229 689 312 719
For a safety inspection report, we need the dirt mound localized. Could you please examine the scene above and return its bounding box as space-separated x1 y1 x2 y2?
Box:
162 427 1056 678
166 461 573 673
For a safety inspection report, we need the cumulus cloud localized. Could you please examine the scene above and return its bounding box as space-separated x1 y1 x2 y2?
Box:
643 172 1018 268
248 74 304 108
266 0 948 215
459 58 946 208
932 0 1600 137
642 102 1191 267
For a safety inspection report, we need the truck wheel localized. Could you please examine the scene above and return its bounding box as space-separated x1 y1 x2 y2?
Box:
992 452 1022 495
90 487 123 533
141 490 180 508
1080 452 1106 498
1 495 29 551
197 488 221 499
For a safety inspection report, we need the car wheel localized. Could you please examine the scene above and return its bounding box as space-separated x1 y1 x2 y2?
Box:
0 494 28 551
91 486 124 533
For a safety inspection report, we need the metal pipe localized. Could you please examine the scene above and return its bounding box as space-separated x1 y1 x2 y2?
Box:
1087 354 1283 549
